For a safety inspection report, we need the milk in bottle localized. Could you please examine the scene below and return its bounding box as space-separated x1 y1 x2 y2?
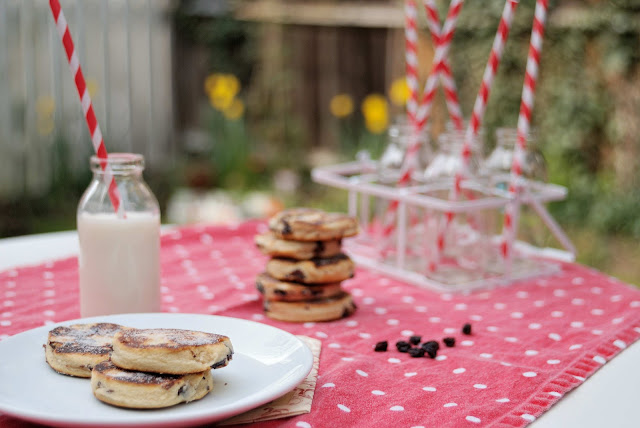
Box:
77 153 161 317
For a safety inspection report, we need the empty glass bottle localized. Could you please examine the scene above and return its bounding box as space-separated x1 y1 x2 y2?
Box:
422 127 484 183
378 116 431 181
484 127 547 189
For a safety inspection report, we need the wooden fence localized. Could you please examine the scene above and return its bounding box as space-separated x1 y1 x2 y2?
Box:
0 0 175 199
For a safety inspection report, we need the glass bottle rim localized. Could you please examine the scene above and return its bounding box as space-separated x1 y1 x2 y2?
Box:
496 127 537 144
437 131 483 149
90 153 145 173
389 123 430 137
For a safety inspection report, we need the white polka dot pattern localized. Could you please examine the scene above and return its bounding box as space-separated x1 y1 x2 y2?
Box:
337 404 350 413
548 333 562 341
0 221 638 427
613 340 626 349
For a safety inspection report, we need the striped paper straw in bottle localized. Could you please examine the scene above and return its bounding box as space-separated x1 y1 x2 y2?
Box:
49 0 124 217
380 0 464 240
456 0 519 192
405 0 420 134
377 0 420 246
423 0 464 131
403 0 464 185
501 0 549 260
430 0 519 271
414 0 464 132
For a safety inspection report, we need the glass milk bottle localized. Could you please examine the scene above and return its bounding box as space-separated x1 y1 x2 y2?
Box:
485 128 548 249
77 153 161 317
378 116 431 182
422 128 483 183
420 128 489 281
484 127 547 189
375 117 431 267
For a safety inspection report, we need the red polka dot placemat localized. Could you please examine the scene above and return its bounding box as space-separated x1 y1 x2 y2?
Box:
1 221 639 427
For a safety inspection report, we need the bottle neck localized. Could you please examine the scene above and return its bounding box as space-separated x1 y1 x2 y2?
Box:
90 153 145 177
438 132 481 156
389 124 430 148
496 128 535 149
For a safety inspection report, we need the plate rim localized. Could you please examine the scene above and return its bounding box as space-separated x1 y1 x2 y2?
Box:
0 312 314 427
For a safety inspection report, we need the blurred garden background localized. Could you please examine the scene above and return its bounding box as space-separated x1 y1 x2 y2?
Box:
0 0 639 285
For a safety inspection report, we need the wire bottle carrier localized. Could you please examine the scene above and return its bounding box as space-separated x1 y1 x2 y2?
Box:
312 158 575 292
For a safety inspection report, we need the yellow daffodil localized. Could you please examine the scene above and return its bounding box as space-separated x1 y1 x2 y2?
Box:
205 73 241 111
36 96 56 136
86 78 99 98
204 74 218 94
37 119 54 136
36 96 55 117
329 93 354 118
361 94 389 134
389 77 410 107
223 98 245 120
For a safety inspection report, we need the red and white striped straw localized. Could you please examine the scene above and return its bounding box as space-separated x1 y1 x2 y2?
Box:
402 0 464 186
49 0 124 217
430 0 519 271
405 0 420 135
376 0 420 244
380 0 464 241
501 0 549 260
455 0 519 193
414 0 464 131
423 0 464 131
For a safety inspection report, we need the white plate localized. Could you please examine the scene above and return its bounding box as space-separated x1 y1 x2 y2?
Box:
0 313 313 427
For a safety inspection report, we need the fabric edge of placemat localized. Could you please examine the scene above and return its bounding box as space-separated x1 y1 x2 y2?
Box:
490 313 640 428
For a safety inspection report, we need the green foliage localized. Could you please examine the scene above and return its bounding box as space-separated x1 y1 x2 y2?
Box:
204 108 266 190
174 4 255 85
448 0 640 239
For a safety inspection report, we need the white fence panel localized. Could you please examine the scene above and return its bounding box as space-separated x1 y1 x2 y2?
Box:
0 0 176 199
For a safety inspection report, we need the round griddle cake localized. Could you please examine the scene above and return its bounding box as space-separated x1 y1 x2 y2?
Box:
266 254 355 284
110 328 233 374
255 231 342 260
44 323 129 378
264 292 356 322
91 361 212 409
268 208 358 241
256 272 344 301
